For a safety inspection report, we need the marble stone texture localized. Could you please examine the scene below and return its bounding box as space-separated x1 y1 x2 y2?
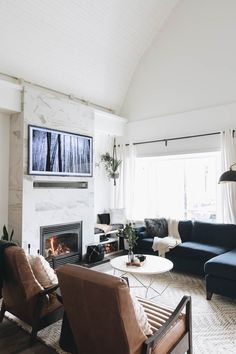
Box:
9 85 95 255
8 113 24 244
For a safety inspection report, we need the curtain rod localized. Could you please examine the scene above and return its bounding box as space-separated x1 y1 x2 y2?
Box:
124 130 236 147
133 131 221 146
117 131 222 147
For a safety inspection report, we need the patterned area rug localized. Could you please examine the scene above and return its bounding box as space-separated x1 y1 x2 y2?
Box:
6 262 236 354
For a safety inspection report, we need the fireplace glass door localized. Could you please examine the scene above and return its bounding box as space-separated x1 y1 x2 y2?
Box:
44 232 78 259
40 222 82 268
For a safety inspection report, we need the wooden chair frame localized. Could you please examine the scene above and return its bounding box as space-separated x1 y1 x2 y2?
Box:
0 283 63 344
141 295 192 354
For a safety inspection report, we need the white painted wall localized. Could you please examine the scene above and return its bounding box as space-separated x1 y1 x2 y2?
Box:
122 0 236 122
94 110 127 137
121 0 236 155
0 76 21 113
93 131 113 219
0 112 10 229
94 111 127 219
126 103 236 156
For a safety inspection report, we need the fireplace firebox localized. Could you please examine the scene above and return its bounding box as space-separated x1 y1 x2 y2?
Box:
40 222 82 269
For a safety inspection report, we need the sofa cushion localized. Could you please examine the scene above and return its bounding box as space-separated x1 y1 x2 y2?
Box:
204 249 236 281
136 238 154 253
178 220 193 242
144 218 168 238
168 242 229 262
192 221 236 248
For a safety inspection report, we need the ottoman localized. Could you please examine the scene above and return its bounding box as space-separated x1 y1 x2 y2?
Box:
204 249 236 300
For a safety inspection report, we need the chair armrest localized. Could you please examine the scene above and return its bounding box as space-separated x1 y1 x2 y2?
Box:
142 295 192 353
121 276 130 287
33 284 61 325
38 284 59 297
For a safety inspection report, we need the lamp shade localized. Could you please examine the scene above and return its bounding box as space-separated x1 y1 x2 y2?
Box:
219 163 236 183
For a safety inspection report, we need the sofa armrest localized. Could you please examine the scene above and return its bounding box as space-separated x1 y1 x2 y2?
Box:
135 228 149 240
135 226 146 233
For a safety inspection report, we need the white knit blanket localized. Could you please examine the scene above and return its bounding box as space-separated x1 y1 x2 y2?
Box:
152 219 181 257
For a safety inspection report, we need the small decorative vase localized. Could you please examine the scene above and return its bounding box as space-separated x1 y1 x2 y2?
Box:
128 248 134 263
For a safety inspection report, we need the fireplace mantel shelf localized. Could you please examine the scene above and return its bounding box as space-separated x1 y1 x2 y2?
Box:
33 181 88 189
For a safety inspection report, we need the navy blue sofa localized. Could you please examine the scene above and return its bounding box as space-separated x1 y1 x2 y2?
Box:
134 220 236 300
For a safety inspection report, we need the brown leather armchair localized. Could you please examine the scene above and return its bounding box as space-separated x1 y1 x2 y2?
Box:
0 246 63 342
57 264 192 354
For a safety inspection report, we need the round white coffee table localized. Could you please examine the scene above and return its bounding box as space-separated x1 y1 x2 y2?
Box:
110 254 173 298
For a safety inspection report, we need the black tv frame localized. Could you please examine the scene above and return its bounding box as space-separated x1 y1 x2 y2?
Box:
28 125 93 177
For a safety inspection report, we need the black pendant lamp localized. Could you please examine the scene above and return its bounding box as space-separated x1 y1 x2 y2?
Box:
219 163 236 183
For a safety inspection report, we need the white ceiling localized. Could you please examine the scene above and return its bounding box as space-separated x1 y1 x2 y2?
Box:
0 0 178 113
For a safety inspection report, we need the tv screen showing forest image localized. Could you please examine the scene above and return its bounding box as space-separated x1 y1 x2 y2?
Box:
28 125 93 176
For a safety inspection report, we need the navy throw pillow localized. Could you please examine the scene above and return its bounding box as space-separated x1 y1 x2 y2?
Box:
98 213 110 225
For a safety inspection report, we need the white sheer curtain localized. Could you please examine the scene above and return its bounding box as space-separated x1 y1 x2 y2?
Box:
132 153 219 222
220 129 236 223
132 157 185 220
115 140 137 221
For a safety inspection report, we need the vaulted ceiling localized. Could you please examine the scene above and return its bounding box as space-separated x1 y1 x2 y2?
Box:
0 0 178 113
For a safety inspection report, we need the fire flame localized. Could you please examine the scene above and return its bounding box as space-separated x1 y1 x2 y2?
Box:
45 236 71 258
50 236 56 255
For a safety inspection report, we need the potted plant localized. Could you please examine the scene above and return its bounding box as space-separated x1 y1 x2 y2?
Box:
118 223 138 262
1 225 14 241
101 139 122 186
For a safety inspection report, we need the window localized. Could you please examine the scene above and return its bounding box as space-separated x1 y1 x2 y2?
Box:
133 152 220 222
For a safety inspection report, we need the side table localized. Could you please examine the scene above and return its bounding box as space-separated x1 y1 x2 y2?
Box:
56 289 76 353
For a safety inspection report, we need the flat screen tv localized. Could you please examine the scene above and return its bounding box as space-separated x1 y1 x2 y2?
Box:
28 125 93 176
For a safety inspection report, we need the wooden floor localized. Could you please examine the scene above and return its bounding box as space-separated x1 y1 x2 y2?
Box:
0 318 57 354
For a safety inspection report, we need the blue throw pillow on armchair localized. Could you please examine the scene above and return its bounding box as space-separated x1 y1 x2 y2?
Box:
144 218 168 238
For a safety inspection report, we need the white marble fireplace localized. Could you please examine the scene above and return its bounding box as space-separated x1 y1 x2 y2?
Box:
8 85 95 256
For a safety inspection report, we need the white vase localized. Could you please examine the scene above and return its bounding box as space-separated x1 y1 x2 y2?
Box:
128 248 134 263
